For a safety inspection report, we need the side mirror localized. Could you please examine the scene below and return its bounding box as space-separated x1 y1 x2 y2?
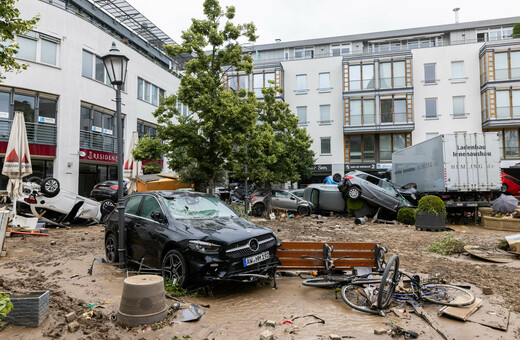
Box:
151 210 165 223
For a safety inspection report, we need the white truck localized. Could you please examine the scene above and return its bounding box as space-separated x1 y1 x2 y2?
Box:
392 133 502 208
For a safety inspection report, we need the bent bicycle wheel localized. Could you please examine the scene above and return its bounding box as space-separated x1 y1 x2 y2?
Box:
377 254 399 309
302 276 344 288
422 284 475 306
341 284 380 315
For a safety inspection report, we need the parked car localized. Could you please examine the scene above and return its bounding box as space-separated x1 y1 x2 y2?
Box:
501 173 520 195
90 179 128 202
104 191 281 287
289 188 305 198
17 177 115 226
250 189 313 216
338 170 414 212
302 184 346 214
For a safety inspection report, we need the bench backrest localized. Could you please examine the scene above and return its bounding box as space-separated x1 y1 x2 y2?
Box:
277 241 379 271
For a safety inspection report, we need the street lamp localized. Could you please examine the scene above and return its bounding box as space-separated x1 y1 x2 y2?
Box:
102 42 129 267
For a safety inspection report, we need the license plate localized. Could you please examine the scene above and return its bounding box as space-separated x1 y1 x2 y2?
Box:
243 251 270 267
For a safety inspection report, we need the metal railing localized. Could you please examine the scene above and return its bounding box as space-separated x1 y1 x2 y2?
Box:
80 130 122 153
0 120 57 145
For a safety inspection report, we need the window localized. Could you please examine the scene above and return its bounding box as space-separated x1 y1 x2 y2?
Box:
393 61 405 87
349 64 374 90
139 196 162 220
14 93 35 124
125 196 142 215
177 102 191 117
331 43 351 56
95 56 105 82
137 121 158 139
41 39 57 65
346 134 381 162
297 106 307 124
319 105 330 123
38 98 57 124
319 73 330 91
137 77 165 106
478 27 513 42
321 137 331 154
424 64 436 84
379 63 391 89
296 74 307 93
380 97 406 123
453 96 465 117
512 51 520 79
363 135 375 161
495 52 508 80
514 90 520 117
82 50 93 78
425 98 437 118
17 36 37 62
0 92 9 119
349 136 361 161
504 129 519 158
496 90 510 118
379 134 410 161
295 46 314 59
348 99 375 125
451 61 464 82
82 49 124 89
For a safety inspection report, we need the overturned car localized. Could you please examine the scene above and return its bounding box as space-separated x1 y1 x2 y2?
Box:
104 191 281 286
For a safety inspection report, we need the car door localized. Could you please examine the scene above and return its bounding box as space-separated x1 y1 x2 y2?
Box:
378 181 401 210
135 195 167 266
271 191 296 210
124 195 144 261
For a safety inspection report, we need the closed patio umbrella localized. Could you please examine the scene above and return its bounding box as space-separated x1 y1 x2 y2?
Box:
123 131 142 194
1 112 32 216
492 194 519 214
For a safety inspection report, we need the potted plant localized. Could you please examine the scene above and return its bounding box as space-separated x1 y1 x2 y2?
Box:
415 195 446 231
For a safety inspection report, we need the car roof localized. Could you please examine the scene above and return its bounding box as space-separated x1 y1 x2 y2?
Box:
129 191 211 199
305 184 340 191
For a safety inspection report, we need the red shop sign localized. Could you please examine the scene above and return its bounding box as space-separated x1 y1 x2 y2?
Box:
79 149 118 163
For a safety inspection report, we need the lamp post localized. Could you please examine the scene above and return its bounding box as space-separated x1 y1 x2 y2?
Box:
102 42 129 267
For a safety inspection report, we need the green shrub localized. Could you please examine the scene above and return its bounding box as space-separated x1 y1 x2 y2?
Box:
347 198 364 211
397 207 416 225
426 232 466 255
513 23 520 38
0 293 14 326
416 195 446 216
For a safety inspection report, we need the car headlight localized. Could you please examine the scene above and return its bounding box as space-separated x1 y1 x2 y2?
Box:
188 240 221 254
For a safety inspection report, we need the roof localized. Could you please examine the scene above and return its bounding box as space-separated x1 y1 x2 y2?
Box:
250 16 520 52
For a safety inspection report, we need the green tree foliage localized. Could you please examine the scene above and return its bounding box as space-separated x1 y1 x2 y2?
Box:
146 0 259 191
0 0 39 80
514 23 520 38
132 136 164 174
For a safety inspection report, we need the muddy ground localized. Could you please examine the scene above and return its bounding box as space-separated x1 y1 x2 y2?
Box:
1 215 519 339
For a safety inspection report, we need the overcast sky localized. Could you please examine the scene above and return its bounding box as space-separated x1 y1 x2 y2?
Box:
125 0 519 45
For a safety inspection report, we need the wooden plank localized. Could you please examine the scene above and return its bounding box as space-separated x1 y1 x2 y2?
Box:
279 242 376 250
439 298 483 321
0 211 9 257
279 258 375 268
276 249 375 259
467 302 510 331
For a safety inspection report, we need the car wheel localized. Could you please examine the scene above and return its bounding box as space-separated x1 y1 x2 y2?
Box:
332 173 342 183
27 176 42 185
347 186 361 200
252 203 266 217
501 183 508 193
41 177 60 198
100 199 116 222
105 233 118 263
162 249 187 287
297 205 310 216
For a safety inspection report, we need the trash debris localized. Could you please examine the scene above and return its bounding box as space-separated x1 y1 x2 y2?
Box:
439 298 482 321
64 312 76 323
87 257 107 275
181 304 205 322
505 233 520 254
269 212 276 221
291 314 325 328
259 330 274 340
482 287 493 295
264 320 276 327
280 320 292 325
329 334 341 340
288 214 293 218
354 217 366 225
82 310 94 319
374 328 389 335
67 320 80 332
464 245 514 263
467 302 510 331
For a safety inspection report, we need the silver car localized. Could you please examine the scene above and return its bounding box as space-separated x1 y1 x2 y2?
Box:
338 170 413 212
251 189 313 216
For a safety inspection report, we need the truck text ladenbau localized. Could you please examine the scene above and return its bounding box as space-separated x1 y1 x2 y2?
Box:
392 133 502 208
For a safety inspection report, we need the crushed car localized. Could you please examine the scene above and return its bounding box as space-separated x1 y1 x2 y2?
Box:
338 170 416 212
17 177 115 226
250 189 314 216
104 191 281 287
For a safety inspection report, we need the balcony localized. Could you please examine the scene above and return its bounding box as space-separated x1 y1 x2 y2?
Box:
0 120 57 145
344 112 413 134
482 106 520 129
80 130 122 154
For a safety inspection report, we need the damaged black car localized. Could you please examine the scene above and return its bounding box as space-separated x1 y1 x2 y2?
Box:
104 191 280 287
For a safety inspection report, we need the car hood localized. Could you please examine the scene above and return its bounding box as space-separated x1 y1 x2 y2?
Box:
175 217 275 244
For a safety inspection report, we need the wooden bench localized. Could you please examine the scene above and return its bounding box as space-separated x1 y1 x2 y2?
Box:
276 241 385 275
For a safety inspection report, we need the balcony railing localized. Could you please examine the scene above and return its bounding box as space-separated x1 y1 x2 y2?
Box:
80 130 122 154
0 120 57 145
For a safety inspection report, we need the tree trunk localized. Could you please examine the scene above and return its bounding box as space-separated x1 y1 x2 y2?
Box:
264 182 272 218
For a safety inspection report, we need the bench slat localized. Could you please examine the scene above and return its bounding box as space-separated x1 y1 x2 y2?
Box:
276 249 375 259
279 258 375 269
279 242 377 250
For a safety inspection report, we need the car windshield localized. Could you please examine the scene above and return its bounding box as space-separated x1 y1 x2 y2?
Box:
164 195 238 219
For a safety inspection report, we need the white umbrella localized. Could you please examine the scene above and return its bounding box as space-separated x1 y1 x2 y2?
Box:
123 131 142 194
2 112 32 216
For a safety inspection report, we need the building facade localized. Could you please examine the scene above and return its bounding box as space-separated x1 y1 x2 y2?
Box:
0 0 183 196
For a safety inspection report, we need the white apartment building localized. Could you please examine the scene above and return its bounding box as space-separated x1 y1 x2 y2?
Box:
0 0 183 195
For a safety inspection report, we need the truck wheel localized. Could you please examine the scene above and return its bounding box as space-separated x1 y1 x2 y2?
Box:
501 184 508 193
41 177 60 198
297 205 310 216
347 187 361 200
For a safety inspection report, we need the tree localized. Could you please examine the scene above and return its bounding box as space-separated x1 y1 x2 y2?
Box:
513 23 520 38
132 136 164 174
0 0 39 81
231 84 315 213
147 0 259 191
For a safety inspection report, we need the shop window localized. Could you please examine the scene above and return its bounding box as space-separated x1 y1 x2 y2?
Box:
38 98 57 124
14 93 35 124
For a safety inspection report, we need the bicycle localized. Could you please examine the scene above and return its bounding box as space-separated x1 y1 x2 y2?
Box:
341 254 475 315
300 243 387 289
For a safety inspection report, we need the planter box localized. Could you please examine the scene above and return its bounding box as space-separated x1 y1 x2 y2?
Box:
2 291 50 328
415 212 446 231
483 216 520 232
